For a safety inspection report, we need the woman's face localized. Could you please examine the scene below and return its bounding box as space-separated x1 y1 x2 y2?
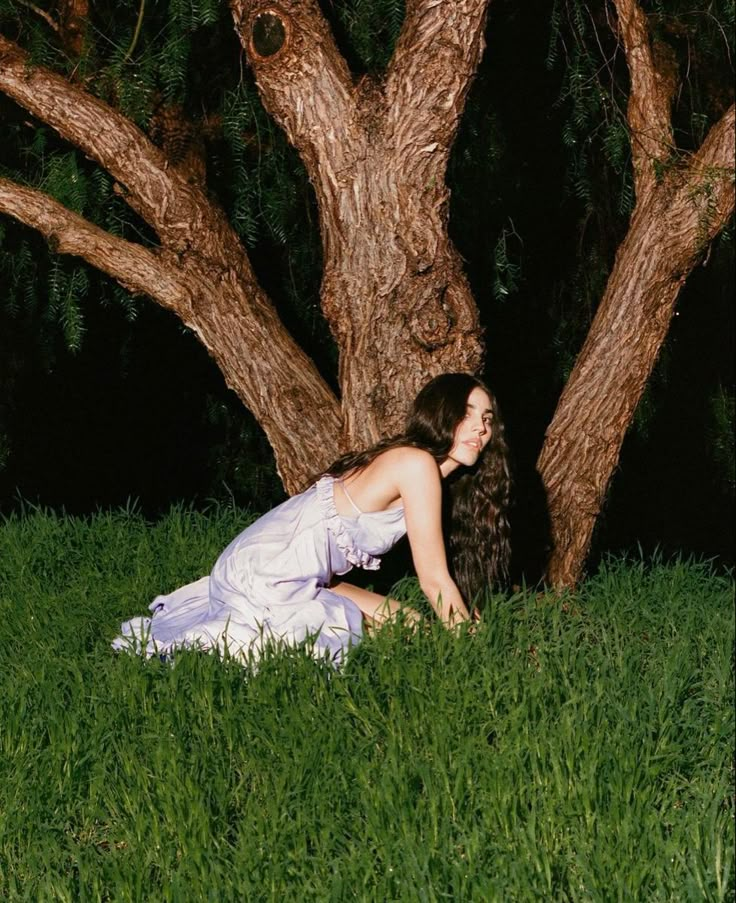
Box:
445 386 494 471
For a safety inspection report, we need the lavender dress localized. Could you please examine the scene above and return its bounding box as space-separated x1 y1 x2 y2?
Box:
112 475 406 665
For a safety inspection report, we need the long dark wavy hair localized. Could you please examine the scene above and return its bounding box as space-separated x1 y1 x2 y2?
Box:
324 373 511 604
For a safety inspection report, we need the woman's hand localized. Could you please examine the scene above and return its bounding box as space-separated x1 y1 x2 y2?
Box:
440 600 482 634
442 600 473 628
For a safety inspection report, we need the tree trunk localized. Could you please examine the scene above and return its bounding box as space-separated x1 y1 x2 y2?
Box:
231 0 490 445
539 105 735 588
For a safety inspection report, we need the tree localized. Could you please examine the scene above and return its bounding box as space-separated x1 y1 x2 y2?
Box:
537 0 734 585
0 0 733 586
0 0 489 493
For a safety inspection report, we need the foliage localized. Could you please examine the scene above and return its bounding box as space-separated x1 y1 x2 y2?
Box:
329 0 405 71
202 393 286 509
547 0 635 218
548 0 734 207
0 0 323 346
447 63 511 310
708 385 735 496
0 508 733 899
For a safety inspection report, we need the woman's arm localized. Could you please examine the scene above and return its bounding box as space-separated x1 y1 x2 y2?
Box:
394 449 472 626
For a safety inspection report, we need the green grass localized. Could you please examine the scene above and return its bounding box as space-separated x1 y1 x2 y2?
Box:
0 507 733 901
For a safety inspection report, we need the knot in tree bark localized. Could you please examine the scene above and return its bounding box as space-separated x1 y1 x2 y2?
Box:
408 286 455 351
250 7 289 60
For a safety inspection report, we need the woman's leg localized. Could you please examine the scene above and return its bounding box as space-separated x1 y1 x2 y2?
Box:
330 582 421 630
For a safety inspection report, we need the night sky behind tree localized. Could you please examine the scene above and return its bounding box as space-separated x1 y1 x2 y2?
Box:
0 0 733 583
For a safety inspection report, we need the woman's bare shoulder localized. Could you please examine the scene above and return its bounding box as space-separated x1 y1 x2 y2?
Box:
376 446 439 480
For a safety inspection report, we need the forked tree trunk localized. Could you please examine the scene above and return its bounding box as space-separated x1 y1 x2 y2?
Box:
231 0 489 443
537 0 735 588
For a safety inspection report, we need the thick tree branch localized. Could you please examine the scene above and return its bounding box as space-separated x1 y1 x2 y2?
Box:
0 174 344 491
229 0 357 196
0 33 231 260
385 0 491 156
613 0 676 198
0 177 190 310
538 106 734 590
0 31 346 490
693 103 736 176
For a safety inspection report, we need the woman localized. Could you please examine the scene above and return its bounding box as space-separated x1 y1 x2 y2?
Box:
113 373 511 665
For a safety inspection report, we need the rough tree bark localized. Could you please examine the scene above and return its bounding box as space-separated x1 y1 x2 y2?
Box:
0 0 490 490
230 0 487 442
537 0 735 588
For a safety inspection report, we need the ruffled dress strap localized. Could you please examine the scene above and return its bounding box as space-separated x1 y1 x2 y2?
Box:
315 475 381 571
340 480 363 515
